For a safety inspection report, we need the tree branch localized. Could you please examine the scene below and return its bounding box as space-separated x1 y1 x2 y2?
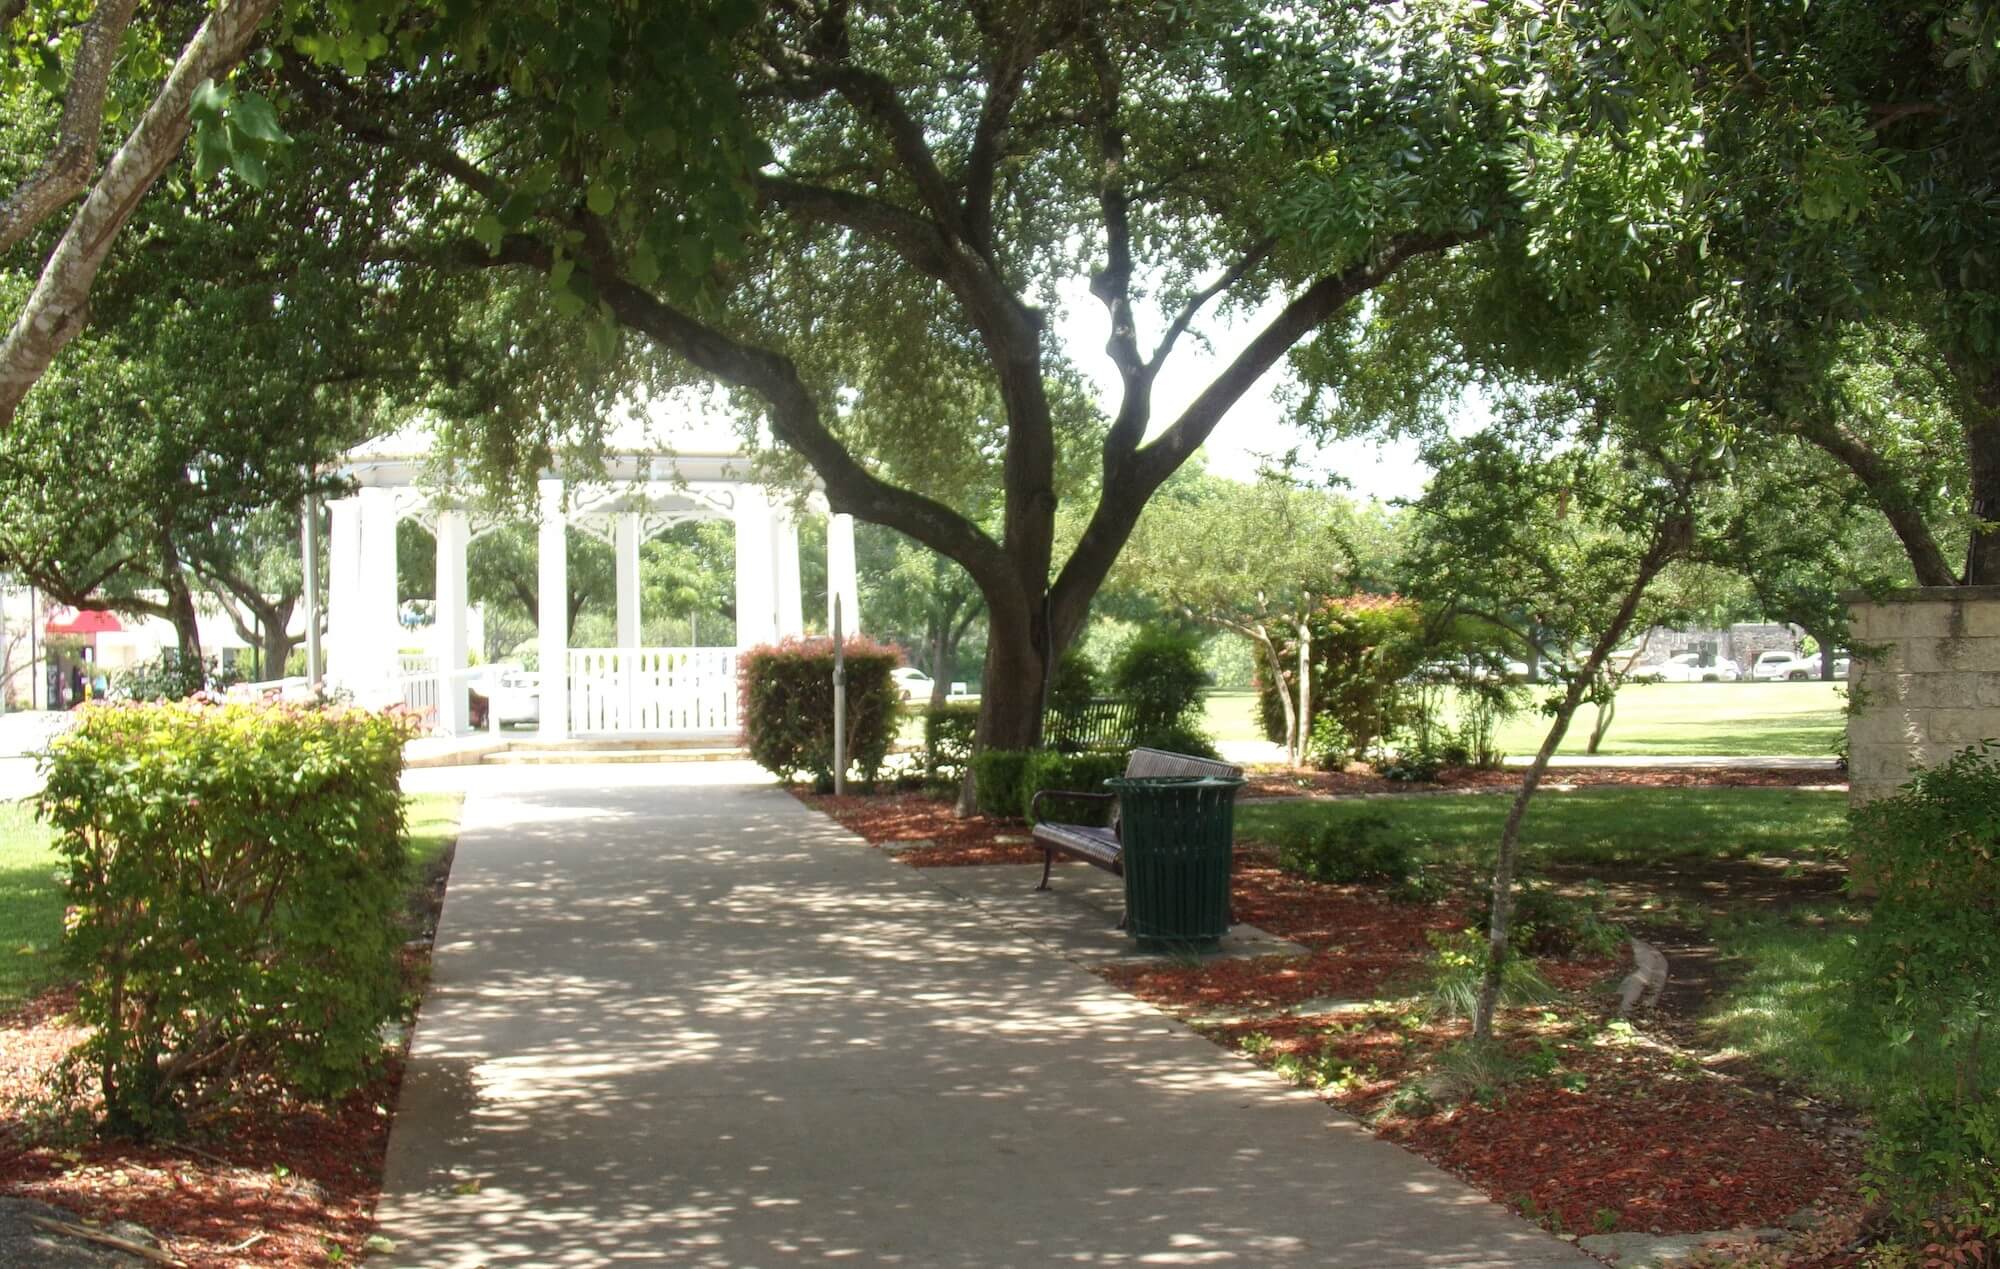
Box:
0 0 281 431
0 0 138 252
1047 227 1482 645
1148 237 1276 372
1790 416 1957 586
488 231 1020 599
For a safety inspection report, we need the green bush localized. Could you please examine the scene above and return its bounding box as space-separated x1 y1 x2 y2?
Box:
1020 751 1127 824
1275 810 1416 884
37 700 417 1138
739 637 901 785
111 651 246 702
1048 649 1100 717
971 748 1033 818
1848 741 2000 1242
922 701 979 783
1110 630 1212 750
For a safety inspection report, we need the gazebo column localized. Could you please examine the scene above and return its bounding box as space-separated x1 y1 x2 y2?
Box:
434 510 469 735
537 478 568 740
615 511 642 730
826 511 859 635
357 487 400 701
734 485 776 649
325 497 362 687
776 505 804 637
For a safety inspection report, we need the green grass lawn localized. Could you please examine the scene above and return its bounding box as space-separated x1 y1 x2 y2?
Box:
1487 681 1846 758
1235 786 1850 869
1204 681 1845 758
0 791 464 1015
0 799 63 1013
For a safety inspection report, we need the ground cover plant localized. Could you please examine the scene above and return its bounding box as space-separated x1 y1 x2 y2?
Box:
0 780 464 1265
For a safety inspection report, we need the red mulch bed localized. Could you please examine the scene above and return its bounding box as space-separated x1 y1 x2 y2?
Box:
793 789 1044 866
1380 1045 1856 1237
1243 764 1843 800
0 992 400 1266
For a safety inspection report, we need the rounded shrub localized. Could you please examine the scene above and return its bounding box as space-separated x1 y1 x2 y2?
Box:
38 699 419 1138
739 636 901 785
1110 630 1214 752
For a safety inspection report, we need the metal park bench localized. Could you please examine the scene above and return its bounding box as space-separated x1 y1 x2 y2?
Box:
1029 746 1244 891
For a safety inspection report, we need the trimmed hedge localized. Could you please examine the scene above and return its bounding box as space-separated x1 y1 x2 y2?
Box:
971 748 1128 823
971 748 1033 818
38 699 418 1137
922 701 979 783
1020 751 1127 824
739 636 901 785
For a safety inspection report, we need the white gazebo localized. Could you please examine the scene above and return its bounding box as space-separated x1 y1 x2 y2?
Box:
319 450 859 741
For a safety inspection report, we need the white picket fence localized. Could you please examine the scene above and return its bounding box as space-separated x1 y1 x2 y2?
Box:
567 648 737 736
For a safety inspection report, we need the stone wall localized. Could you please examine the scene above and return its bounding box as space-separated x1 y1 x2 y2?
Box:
1637 623 1802 670
1846 586 2000 806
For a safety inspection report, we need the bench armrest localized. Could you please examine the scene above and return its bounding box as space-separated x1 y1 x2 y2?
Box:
1029 788 1116 821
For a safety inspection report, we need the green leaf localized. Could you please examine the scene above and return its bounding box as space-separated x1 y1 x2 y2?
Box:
191 78 231 121
585 182 616 216
229 146 270 190
192 121 232 185
471 214 504 253
231 92 290 146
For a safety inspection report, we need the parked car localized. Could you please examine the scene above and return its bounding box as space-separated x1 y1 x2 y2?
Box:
890 666 935 702
1635 653 1742 683
1832 654 1851 679
486 667 541 725
1751 651 1817 682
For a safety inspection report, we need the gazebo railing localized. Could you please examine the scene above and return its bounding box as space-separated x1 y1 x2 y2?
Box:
398 653 440 721
567 648 737 736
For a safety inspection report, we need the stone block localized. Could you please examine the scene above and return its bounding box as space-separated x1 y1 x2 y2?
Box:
1847 602 1891 642
1904 637 2000 675
1925 709 2000 747
1846 706 1925 748
1851 643 1906 682
1964 601 2000 639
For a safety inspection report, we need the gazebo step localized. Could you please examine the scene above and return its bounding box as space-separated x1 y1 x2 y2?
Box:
482 746 747 765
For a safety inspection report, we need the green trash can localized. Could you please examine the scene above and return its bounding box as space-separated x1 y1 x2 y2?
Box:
1109 775 1246 949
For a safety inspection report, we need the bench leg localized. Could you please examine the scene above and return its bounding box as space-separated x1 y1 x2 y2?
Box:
1036 847 1054 891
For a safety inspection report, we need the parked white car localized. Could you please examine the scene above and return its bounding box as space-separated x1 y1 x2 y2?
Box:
1751 651 1818 682
1635 653 1742 683
486 667 541 725
890 666 935 702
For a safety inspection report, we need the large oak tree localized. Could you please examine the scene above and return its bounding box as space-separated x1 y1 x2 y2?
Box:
302 0 1534 750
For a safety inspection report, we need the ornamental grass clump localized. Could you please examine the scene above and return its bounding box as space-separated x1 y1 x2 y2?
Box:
38 699 417 1139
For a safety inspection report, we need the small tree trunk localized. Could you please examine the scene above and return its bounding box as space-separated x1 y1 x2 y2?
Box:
1295 613 1313 766
1587 696 1615 754
929 614 951 709
1472 549 1676 1044
1254 624 1298 768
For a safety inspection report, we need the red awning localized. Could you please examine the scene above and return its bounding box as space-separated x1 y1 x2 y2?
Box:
45 607 122 636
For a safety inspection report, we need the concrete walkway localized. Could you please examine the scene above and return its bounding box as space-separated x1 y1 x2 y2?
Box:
377 764 1590 1266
